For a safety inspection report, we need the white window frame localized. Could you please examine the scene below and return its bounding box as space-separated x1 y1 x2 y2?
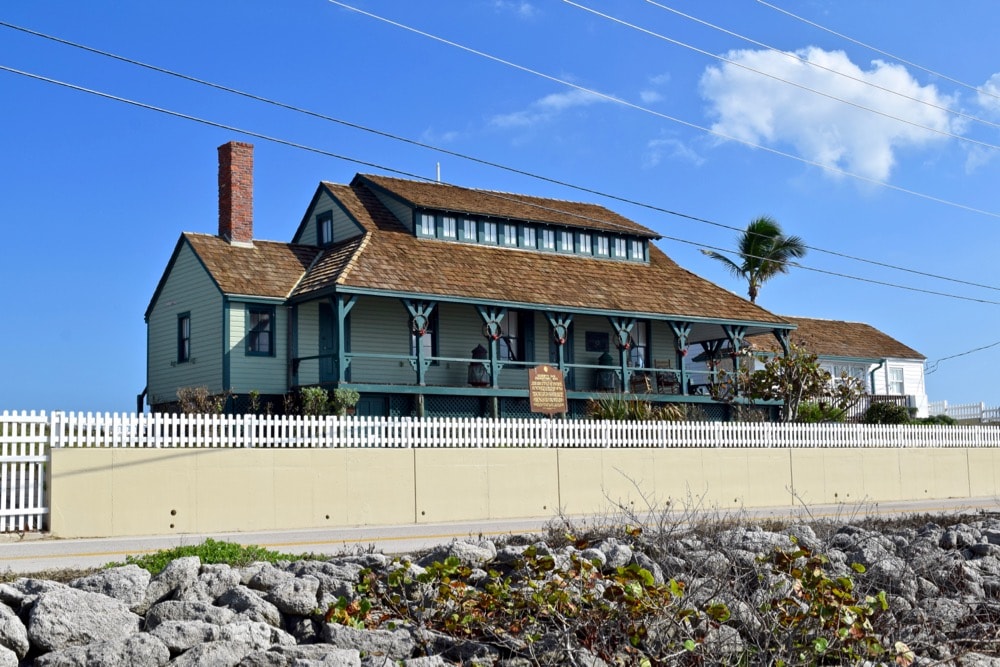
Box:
596 236 610 256
522 226 536 248
420 213 435 237
612 237 628 259
541 229 556 251
888 367 905 395
578 232 592 254
482 221 498 244
502 223 518 246
441 216 457 239
630 239 645 261
461 218 476 241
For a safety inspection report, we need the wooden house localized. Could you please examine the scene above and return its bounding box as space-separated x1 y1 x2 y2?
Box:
145 142 798 417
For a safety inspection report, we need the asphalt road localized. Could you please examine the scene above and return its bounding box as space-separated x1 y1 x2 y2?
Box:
2 496 998 575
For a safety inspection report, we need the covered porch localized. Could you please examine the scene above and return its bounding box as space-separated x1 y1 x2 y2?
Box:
288 292 793 419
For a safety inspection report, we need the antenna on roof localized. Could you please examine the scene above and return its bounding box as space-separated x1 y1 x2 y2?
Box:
436 162 441 183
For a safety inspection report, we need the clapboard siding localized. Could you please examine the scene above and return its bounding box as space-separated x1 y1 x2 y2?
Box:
228 302 288 395
348 297 413 384
872 358 928 416
368 189 414 232
295 301 321 386
147 243 223 406
296 191 364 247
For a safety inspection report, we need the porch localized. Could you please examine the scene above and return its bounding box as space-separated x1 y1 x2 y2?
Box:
288 293 791 419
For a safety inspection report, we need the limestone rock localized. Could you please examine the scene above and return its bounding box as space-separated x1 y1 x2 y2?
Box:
27 587 141 653
70 564 151 611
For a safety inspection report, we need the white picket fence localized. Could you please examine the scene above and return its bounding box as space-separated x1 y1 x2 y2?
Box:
928 401 1000 424
4 409 1000 533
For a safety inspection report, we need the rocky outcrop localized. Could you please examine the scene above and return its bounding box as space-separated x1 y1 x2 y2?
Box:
3 515 1000 665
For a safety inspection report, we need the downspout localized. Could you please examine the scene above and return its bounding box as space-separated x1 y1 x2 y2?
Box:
869 359 885 394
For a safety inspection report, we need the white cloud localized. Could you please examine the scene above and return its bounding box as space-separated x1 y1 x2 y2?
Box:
493 1 537 19
976 72 1000 118
644 137 704 168
490 89 608 128
699 47 958 181
640 72 670 105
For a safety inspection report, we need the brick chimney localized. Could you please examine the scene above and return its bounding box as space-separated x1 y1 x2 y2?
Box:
218 141 254 245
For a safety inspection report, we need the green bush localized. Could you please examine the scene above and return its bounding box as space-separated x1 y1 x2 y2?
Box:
109 538 322 576
586 394 686 421
915 414 957 425
796 401 846 423
299 387 330 416
330 388 360 416
862 402 911 424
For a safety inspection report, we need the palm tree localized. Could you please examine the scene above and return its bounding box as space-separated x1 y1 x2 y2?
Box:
701 216 806 304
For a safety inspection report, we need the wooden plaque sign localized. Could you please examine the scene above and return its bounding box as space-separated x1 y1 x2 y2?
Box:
528 365 567 416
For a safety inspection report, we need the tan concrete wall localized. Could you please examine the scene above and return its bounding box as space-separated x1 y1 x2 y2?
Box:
48 446 1000 539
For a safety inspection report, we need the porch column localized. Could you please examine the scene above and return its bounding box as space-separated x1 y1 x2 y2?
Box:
544 312 574 375
668 321 691 396
609 317 636 392
722 324 748 375
335 295 357 383
699 339 726 390
403 300 437 387
772 328 791 357
476 306 506 390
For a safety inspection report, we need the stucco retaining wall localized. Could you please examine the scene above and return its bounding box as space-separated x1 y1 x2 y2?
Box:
48 446 1000 538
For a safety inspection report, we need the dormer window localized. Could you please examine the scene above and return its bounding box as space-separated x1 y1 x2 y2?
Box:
559 230 574 253
317 212 333 246
420 213 435 237
578 232 592 254
482 221 498 244
541 229 556 251
501 223 518 246
461 218 476 241
630 239 646 261
522 226 536 248
596 236 610 256
442 216 457 239
612 237 628 259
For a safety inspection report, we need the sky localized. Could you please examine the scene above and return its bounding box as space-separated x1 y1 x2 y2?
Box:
3 0 1000 413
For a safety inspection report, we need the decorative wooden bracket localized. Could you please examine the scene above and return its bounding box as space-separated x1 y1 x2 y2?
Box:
403 300 437 385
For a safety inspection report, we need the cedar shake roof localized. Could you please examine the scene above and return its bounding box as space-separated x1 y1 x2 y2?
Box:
753 316 924 360
291 180 788 326
184 233 319 298
358 174 659 238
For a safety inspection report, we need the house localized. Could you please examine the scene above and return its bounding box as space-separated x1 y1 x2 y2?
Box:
145 142 799 418
749 316 928 417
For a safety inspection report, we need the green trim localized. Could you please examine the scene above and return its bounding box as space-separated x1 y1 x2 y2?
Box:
176 312 191 364
324 286 796 331
245 304 276 357
222 297 231 392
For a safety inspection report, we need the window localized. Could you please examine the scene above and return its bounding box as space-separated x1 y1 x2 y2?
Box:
502 223 518 246
521 226 536 248
410 309 439 360
420 213 435 236
177 313 190 363
888 367 905 395
461 218 476 241
628 322 649 368
499 311 533 362
441 216 457 239
578 232 592 254
559 230 574 252
596 236 610 256
541 229 556 250
482 221 498 244
630 239 645 261
317 213 333 246
247 306 275 356
831 363 868 391
613 237 628 258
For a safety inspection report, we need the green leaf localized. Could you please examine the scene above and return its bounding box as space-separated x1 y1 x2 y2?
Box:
683 639 697 652
850 562 866 573
813 637 829 653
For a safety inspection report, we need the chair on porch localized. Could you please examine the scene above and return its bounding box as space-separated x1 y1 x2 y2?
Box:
654 360 680 394
630 372 653 394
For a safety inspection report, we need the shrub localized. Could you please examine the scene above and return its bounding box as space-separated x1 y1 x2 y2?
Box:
176 386 229 414
915 414 957 425
862 402 911 424
330 388 360 416
586 394 686 421
299 387 330 416
796 401 846 423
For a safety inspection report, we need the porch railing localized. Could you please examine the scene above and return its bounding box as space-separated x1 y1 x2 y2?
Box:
928 401 1000 424
842 394 910 423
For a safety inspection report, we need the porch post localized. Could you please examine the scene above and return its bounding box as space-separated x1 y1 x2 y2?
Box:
476 306 507 390
403 300 437 387
722 324 748 375
668 321 691 396
544 312 574 374
335 295 357 383
772 328 791 357
609 317 636 392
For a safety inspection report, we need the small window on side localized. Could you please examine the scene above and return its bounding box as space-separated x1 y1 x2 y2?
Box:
247 306 275 357
317 213 333 246
177 313 191 363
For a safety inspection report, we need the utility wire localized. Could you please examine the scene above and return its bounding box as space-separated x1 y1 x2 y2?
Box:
756 0 1000 104
4 19 1000 297
324 1 1000 221
925 339 1000 374
641 0 1000 132
566 1 999 152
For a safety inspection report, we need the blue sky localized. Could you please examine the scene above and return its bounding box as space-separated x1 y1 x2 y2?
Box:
3 1 1000 413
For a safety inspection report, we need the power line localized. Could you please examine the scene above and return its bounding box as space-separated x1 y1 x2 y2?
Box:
925 339 1000 374
324 1 1000 221
640 0 1000 133
564 0 1000 153
755 0 1000 104
4 19 998 296
4 64 999 307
